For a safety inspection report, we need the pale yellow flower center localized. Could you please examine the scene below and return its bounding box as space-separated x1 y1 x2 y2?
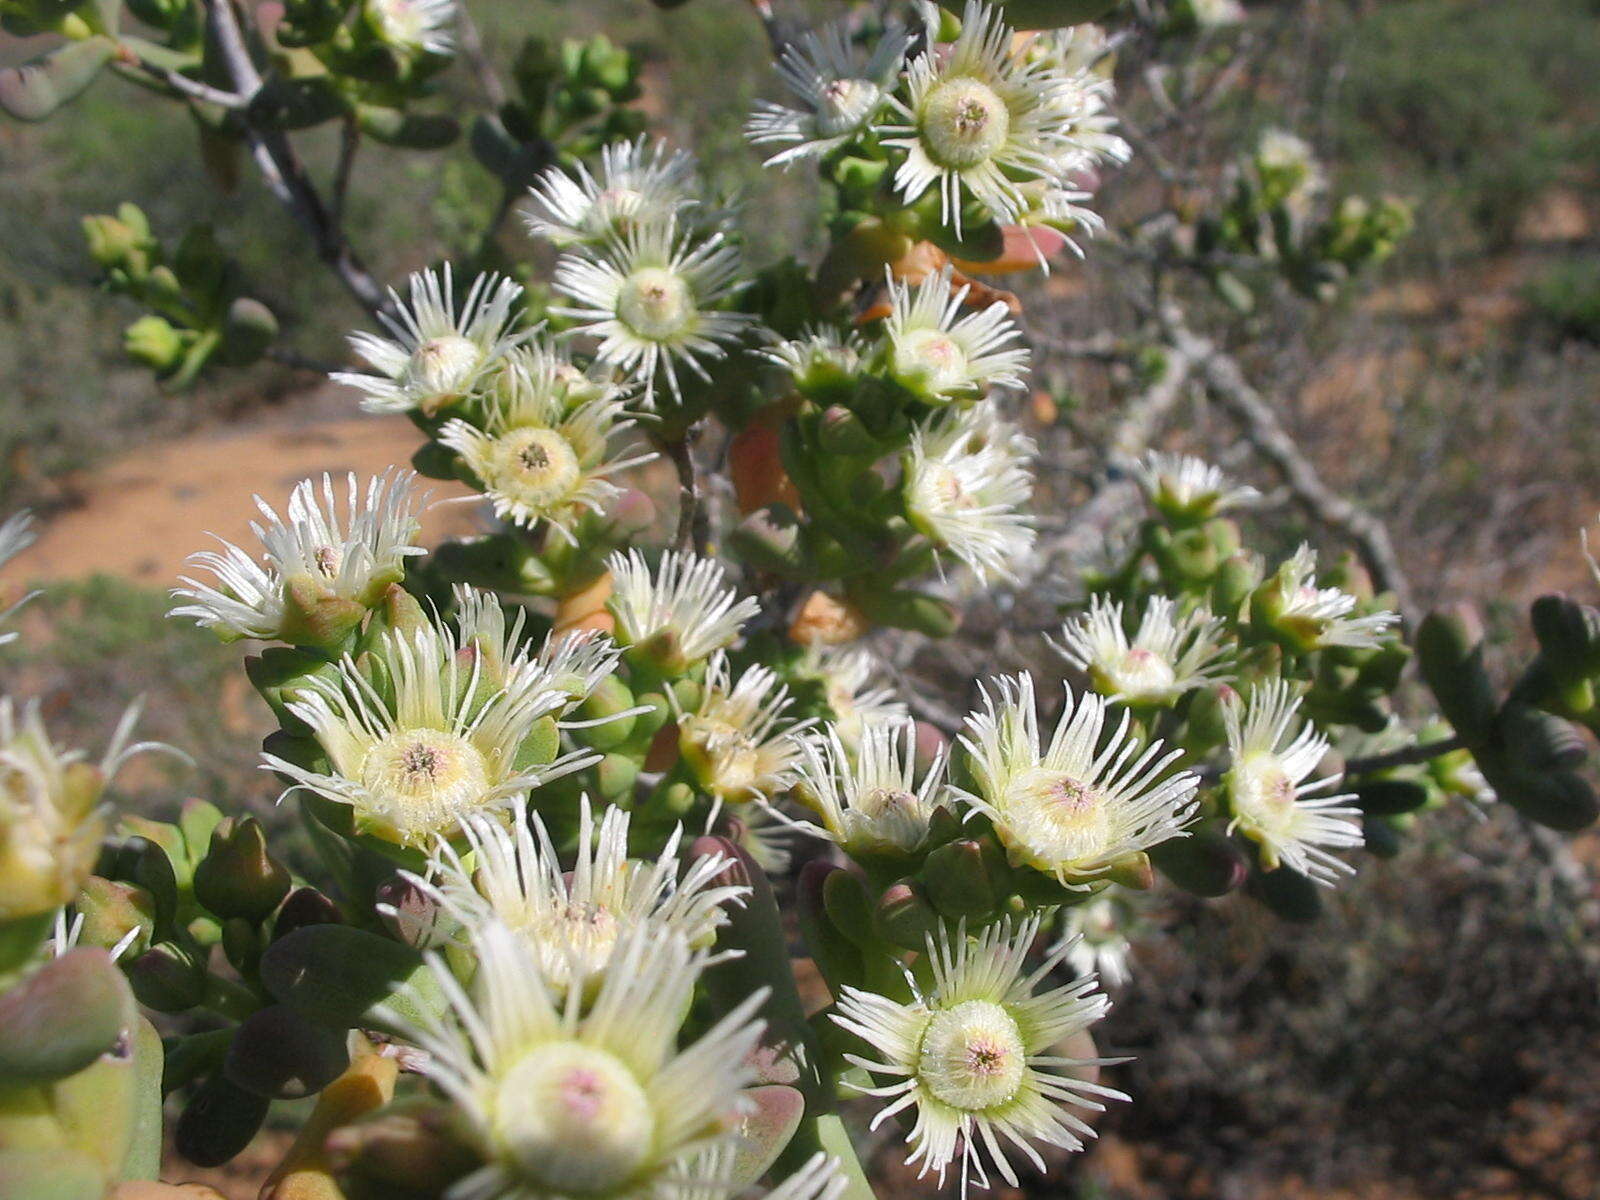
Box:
1231 754 1298 839
521 900 622 988
894 329 970 395
494 1042 654 1193
920 77 1011 170
360 728 491 833
1005 770 1112 867
818 78 879 135
491 427 583 508
618 268 694 340
406 334 481 397
918 999 1027 1111
1103 646 1177 701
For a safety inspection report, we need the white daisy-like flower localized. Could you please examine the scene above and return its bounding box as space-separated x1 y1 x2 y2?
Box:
882 267 1030 402
678 652 806 806
1263 544 1399 651
171 470 425 644
833 915 1127 1190
1054 595 1232 706
364 0 455 56
0 510 38 645
792 643 908 752
409 796 744 993
526 138 703 247
1254 128 1324 212
1 700 165 921
1054 898 1132 989
1020 28 1130 169
387 918 766 1200
785 718 949 858
1223 680 1362 885
261 614 594 847
1188 0 1247 30
553 221 753 405
956 673 1200 886
605 550 760 670
745 20 910 167
761 327 864 397
904 401 1036 583
439 348 653 541
881 0 1110 234
1131 451 1260 521
333 267 529 415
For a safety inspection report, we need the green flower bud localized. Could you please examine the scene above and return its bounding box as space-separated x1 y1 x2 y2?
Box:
122 316 188 375
192 817 290 923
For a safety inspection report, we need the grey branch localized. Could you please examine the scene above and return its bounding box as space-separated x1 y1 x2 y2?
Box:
206 0 391 321
1164 316 1419 627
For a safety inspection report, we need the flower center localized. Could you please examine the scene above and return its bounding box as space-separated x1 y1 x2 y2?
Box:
406 334 482 398
917 999 1027 1111
617 268 694 341
920 77 1011 170
371 0 425 47
522 900 622 989
845 786 927 851
893 329 970 395
494 1042 654 1194
1006 770 1112 867
312 544 342 578
818 78 880 135
1105 646 1178 701
360 728 492 837
1232 756 1298 836
492 427 583 508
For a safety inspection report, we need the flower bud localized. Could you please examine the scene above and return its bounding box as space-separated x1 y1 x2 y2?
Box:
128 941 208 1013
75 876 156 959
730 505 808 577
123 315 189 374
193 817 291 923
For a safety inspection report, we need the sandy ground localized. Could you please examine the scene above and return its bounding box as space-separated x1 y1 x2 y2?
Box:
22 384 485 588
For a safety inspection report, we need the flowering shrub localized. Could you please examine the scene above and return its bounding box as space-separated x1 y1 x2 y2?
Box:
0 1 1595 1198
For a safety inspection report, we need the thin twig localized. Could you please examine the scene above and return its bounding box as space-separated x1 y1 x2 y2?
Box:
206 0 391 321
1163 316 1419 627
663 431 704 554
454 2 507 109
1344 735 1464 776
123 57 248 108
332 115 360 230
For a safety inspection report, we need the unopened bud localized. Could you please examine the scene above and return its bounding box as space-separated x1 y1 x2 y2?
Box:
193 817 290 923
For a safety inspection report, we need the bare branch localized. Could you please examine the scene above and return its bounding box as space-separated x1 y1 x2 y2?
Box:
454 3 507 109
1164 317 1419 627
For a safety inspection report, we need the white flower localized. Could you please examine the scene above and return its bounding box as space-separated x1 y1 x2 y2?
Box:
904 401 1036 583
881 1 1113 234
1188 0 1246 30
1223 680 1362 885
364 0 454 56
605 550 760 668
833 915 1127 1190
761 327 864 396
526 138 703 247
410 796 744 993
333 267 529 415
678 652 805 805
785 718 949 857
553 221 753 405
883 268 1030 402
725 801 797 875
0 510 38 645
388 919 766 1200
678 1149 847 1200
1054 898 1132 989
1020 27 1130 168
746 20 910 167
956 673 1200 885
1266 544 1399 650
1054 595 1232 705
261 609 594 847
1254 128 1323 212
1131 451 1260 520
439 347 653 540
171 470 425 643
0 700 165 921
792 643 908 751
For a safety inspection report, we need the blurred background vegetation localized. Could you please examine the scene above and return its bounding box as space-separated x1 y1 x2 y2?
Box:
3 0 1600 1195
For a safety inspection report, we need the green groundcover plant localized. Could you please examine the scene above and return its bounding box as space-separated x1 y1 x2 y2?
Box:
0 0 1595 1197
